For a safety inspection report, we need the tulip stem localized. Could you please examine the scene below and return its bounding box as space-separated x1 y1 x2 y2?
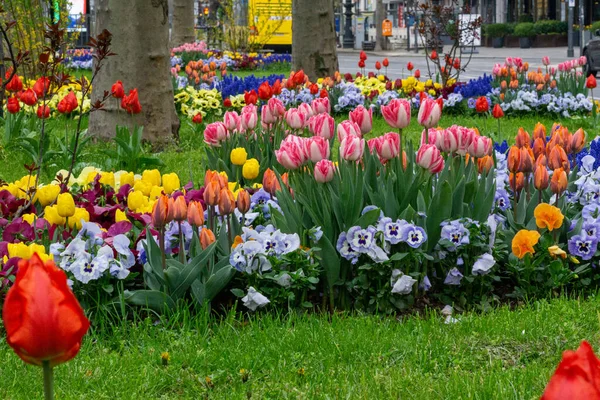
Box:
178 221 185 264
398 128 403 168
42 361 54 400
159 227 166 270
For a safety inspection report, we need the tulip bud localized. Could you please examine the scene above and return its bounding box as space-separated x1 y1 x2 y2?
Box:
519 147 534 173
532 122 547 141
167 195 187 222
570 128 586 154
152 195 169 228
509 172 525 193
314 159 336 183
507 146 521 173
203 178 221 206
200 228 216 250
236 189 251 213
492 104 504 119
56 193 76 218
187 200 204 227
550 168 568 195
532 137 546 160
477 155 494 174
263 168 280 196
218 188 236 215
534 166 549 190
515 128 530 148
548 145 570 173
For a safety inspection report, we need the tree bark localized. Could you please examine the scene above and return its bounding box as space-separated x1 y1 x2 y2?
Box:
170 0 196 47
88 0 179 147
375 0 386 51
292 0 338 81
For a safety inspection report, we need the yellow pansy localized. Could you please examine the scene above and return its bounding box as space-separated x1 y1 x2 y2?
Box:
115 209 129 222
99 171 115 187
22 213 36 225
162 173 180 194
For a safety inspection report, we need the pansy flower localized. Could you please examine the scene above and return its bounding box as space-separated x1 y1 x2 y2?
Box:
568 231 599 261
401 224 428 248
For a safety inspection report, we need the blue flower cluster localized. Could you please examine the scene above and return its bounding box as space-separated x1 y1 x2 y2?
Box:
64 50 93 70
454 75 493 98
576 138 600 171
212 74 285 99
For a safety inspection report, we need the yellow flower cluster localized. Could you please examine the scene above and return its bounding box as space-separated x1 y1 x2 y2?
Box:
3 242 52 264
354 76 387 96
174 87 223 118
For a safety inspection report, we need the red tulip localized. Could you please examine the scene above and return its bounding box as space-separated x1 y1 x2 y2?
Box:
320 88 328 98
414 70 421 79
223 98 232 107
244 90 258 105
36 104 50 119
272 79 282 95
382 58 389 67
586 74 597 89
7 96 20 114
33 77 50 98
293 70 306 86
358 60 365 69
430 50 438 60
57 92 78 114
2 254 90 367
541 341 600 400
152 195 169 229
121 88 142 114
258 81 272 101
20 88 38 106
192 113 203 124
407 62 414 71
5 74 23 92
375 61 382 70
111 80 125 98
453 58 461 69
359 50 367 61
475 96 489 113
492 103 504 119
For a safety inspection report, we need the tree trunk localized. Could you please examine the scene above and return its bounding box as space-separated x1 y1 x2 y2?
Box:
292 0 338 81
375 0 386 51
170 0 196 47
88 0 179 147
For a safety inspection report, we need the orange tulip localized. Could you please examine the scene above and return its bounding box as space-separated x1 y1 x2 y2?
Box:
509 172 525 193
519 147 534 173
507 146 521 173
263 168 281 196
550 168 568 195
477 155 494 174
2 254 90 366
534 165 549 190
515 128 531 148
200 228 216 249
187 200 205 226
533 122 547 141
203 179 220 206
548 145 570 173
532 137 546 161
237 189 251 213
570 128 586 154
218 188 236 215
152 195 169 229
536 154 548 168
167 195 187 222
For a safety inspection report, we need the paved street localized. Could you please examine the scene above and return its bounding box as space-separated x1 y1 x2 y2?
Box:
338 46 585 81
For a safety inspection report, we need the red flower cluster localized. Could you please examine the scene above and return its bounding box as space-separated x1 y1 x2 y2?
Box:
57 92 78 114
121 88 142 114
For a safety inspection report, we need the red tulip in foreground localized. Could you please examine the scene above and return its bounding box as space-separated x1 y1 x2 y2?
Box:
3 253 90 399
541 341 600 399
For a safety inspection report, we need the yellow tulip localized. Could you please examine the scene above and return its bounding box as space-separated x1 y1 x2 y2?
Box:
7 242 31 260
142 169 161 187
230 148 248 166
119 171 135 187
35 184 61 207
99 171 115 187
162 173 180 194
28 243 46 258
115 209 129 222
133 180 152 196
242 158 260 180
68 207 90 230
56 192 76 218
149 185 164 200
22 213 36 225
127 190 148 212
44 205 66 226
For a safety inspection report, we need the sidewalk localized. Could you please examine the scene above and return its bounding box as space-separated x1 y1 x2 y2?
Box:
338 46 584 61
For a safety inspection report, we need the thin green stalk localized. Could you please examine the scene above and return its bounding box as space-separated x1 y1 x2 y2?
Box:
178 221 185 264
42 361 53 400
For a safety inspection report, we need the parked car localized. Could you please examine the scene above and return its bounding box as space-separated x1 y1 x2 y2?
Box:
584 30 600 76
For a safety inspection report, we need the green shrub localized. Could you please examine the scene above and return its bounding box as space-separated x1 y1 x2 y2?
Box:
534 20 567 35
514 22 535 37
518 14 534 23
590 21 600 33
485 23 510 38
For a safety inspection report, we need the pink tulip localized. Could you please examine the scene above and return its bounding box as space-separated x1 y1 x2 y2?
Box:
367 137 380 154
223 111 240 132
308 113 335 140
307 136 330 162
542 56 550 66
285 108 306 130
376 132 401 160
275 140 306 170
550 67 557 75
349 105 373 135
579 56 587 66
283 135 309 162
311 97 330 114
416 144 444 174
298 103 314 121
340 135 365 161
417 97 443 128
203 122 228 147
266 97 286 119
426 128 443 147
337 120 362 142
436 128 458 153
314 159 335 183
505 57 514 66
452 125 475 156
240 105 258 131
381 99 411 129
261 105 277 125
468 135 493 158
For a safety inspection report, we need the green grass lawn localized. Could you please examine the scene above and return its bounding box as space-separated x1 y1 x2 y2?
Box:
0 296 598 399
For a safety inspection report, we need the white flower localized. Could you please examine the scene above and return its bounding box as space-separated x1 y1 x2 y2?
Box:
391 274 417 295
242 287 270 311
472 253 495 275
